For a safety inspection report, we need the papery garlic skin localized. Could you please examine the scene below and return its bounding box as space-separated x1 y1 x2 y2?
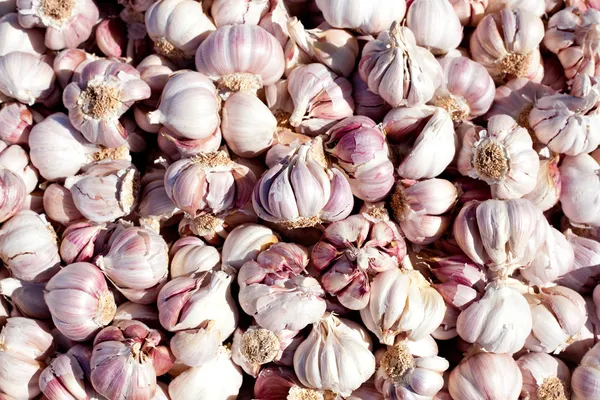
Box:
294 314 375 396
0 52 55 105
350 72 390 122
169 236 220 278
432 56 494 121
168 346 243 400
43 183 84 226
59 221 103 265
517 353 571 400
449 0 488 26
221 223 278 272
523 157 561 212
360 267 446 344
0 168 25 223
521 227 574 286
0 210 59 282
0 101 33 146
314 0 406 36
470 8 544 82
449 352 523 400
210 0 269 27
525 285 587 354
560 154 600 226
407 0 463 55
39 345 95 400
559 231 600 294
170 322 222 367
145 0 215 65
359 23 442 108
0 13 45 56
486 0 546 16
572 341 600 399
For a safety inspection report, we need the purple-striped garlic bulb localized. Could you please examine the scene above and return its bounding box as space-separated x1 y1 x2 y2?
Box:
457 114 539 199
312 214 406 310
52 48 98 89
571 339 600 399
59 221 104 264
324 116 394 202
221 223 279 272
63 59 151 148
359 22 442 107
0 167 25 223
238 243 327 332
252 137 353 229
137 167 180 231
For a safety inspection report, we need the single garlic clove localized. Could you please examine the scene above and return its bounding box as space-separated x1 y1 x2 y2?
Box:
221 223 278 272
0 52 55 105
170 321 222 367
314 0 406 36
517 352 571 400
169 236 220 278
0 101 33 146
521 227 573 286
42 183 84 226
407 0 463 55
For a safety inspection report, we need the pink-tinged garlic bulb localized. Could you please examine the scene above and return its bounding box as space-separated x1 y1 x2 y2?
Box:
145 0 215 65
521 227 574 286
449 352 523 400
287 63 354 135
470 9 544 82
39 345 98 400
523 157 562 212
559 231 600 294
168 346 243 400
457 115 539 199
559 153 600 226
525 285 587 353
136 54 177 109
148 71 220 141
457 280 532 354
0 277 49 319
324 116 394 202
359 23 442 108
169 236 220 278
137 167 181 230
0 141 37 194
0 211 59 282
95 18 127 59
210 0 269 27
407 0 463 55
253 366 308 400
59 221 103 264
53 48 97 89
16 0 98 50
432 56 494 121
391 179 458 245
517 353 571 400
252 137 353 228
312 214 406 310
64 160 139 224
486 0 546 15
545 7 600 80
0 168 25 223
258 0 290 47
63 59 151 148
360 266 446 344
221 223 278 272
90 320 174 400
238 243 327 331
195 24 284 94
294 313 375 396
158 126 222 161
44 262 116 342
43 183 87 226
0 101 32 145
350 72 390 122
314 0 406 36
448 0 488 26
453 198 549 276
374 336 449 399
0 317 54 399
0 52 55 105
164 150 256 236
96 226 169 304
572 341 600 399
0 13 45 56
113 302 160 329
383 106 456 180
287 17 359 77
170 321 222 367
221 91 277 157
157 270 238 335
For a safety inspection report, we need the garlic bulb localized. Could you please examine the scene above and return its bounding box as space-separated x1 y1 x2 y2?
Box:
407 0 463 55
16 0 98 50
572 341 600 399
145 0 215 65
525 285 587 353
169 237 220 278
148 71 220 140
0 317 54 399
559 230 600 294
374 336 449 399
157 270 238 336
195 24 284 93
0 101 33 145
0 13 45 56
453 198 549 276
0 277 49 319
0 52 55 105
314 0 406 36
42 183 82 226
221 223 278 272
96 226 169 304
359 23 442 108
52 48 97 89
238 243 327 331
560 153 600 226
168 346 243 400
158 126 222 161
457 280 532 354
449 0 488 26
0 167 24 223
287 63 354 135
523 157 562 212
486 0 546 16
383 106 456 180
137 167 181 230
521 227 573 286
432 56 495 121
90 320 174 400
470 8 544 82
324 116 394 202
170 321 222 367
449 352 522 400
391 178 458 245
312 214 406 310
113 302 160 329
210 0 269 27
360 267 446 344
0 210 59 282
59 221 103 265
294 314 375 396
517 353 571 400
350 72 390 122
39 345 97 400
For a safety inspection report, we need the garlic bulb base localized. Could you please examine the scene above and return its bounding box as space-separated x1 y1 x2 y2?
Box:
218 73 262 96
381 343 415 384
240 328 280 365
433 96 469 122
500 52 532 78
153 38 187 63
537 377 568 400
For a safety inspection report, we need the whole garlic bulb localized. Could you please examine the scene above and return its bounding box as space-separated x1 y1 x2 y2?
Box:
221 223 278 272
360 266 446 344
294 313 375 397
314 0 406 36
407 0 463 55
521 227 574 286
39 345 98 400
559 230 600 294
560 153 600 226
170 321 222 367
457 280 532 354
59 221 103 265
572 341 600 399
517 353 570 400
0 52 55 105
0 100 33 146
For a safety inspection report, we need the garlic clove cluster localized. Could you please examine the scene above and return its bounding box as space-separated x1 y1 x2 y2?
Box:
572 341 600 399
407 0 463 56
0 51 56 105
169 236 220 278
517 352 571 400
314 0 406 36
